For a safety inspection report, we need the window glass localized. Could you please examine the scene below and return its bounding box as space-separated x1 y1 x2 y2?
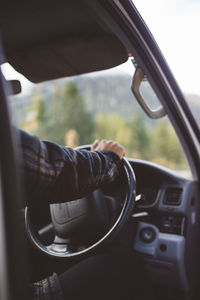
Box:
133 0 200 129
3 59 190 179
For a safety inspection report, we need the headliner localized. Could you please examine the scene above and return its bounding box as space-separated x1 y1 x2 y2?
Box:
0 0 128 82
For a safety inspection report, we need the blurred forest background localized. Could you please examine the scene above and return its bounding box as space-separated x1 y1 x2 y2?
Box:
10 73 191 171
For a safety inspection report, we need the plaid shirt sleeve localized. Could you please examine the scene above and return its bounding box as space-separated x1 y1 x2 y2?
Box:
18 130 122 205
32 273 64 300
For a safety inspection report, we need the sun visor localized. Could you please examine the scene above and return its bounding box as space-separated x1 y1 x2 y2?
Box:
7 35 128 83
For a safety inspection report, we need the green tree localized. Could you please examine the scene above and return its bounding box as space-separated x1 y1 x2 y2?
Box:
149 119 187 169
34 94 50 139
94 113 132 149
60 82 94 145
31 81 94 146
128 113 150 159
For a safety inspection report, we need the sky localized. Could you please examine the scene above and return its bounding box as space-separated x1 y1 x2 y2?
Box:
132 0 200 95
2 0 200 95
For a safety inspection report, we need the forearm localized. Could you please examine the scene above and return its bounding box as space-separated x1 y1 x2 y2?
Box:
18 130 121 205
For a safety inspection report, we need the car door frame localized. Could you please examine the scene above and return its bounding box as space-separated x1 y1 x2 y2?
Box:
0 53 30 300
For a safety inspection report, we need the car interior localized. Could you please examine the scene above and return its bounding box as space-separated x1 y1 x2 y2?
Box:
0 1 200 300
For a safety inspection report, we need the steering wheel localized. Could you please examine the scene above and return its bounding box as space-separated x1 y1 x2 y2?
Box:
25 145 136 259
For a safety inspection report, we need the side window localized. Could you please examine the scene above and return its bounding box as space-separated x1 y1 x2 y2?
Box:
133 0 200 131
3 60 190 178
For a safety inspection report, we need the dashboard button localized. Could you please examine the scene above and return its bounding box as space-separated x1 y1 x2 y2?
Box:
140 227 156 243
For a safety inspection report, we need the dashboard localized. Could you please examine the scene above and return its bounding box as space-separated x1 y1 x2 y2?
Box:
129 159 199 292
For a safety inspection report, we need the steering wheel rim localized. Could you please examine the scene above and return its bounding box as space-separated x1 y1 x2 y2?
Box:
25 146 136 259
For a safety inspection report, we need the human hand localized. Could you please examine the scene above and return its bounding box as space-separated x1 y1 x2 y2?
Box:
91 139 125 159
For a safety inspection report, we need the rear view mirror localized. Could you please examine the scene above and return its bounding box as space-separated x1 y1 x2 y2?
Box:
7 80 22 95
131 67 166 119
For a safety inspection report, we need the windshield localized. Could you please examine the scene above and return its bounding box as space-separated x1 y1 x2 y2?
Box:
3 59 190 178
133 0 200 130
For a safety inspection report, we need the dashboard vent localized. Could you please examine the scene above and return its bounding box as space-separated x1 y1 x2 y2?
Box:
164 187 183 205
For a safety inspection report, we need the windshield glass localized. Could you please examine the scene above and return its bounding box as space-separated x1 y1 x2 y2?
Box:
133 0 200 129
3 59 190 178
